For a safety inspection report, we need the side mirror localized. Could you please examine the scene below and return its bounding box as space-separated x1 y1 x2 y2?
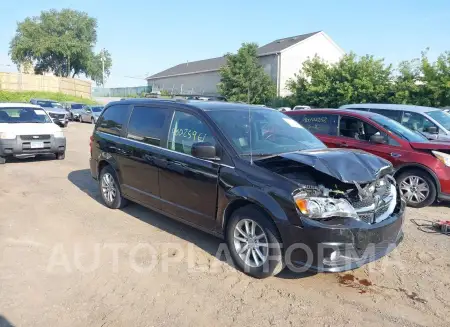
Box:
425 126 438 134
370 134 386 144
191 142 217 160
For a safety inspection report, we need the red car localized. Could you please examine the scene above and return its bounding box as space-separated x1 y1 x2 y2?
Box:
286 109 450 208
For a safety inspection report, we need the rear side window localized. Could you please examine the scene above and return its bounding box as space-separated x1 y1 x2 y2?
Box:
292 114 338 135
370 109 403 122
97 104 130 136
127 106 169 146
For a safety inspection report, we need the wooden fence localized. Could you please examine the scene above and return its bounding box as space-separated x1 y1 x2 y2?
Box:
0 72 92 98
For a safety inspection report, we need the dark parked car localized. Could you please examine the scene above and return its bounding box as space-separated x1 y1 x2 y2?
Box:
340 103 450 142
287 109 450 208
90 99 404 278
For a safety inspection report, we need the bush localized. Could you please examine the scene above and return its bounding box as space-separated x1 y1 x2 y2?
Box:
160 90 171 96
0 91 98 104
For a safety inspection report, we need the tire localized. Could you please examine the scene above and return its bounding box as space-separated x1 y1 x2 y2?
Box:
396 169 436 208
91 117 94 124
56 152 65 160
226 205 284 278
0 156 5 164
99 165 128 209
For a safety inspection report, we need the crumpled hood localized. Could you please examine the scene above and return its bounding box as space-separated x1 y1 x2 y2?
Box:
255 148 393 184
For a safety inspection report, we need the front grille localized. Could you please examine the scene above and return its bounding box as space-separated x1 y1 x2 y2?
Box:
20 135 51 140
49 113 65 119
351 176 397 224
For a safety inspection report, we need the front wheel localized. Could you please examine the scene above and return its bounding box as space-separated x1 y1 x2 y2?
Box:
91 117 95 124
396 169 436 208
99 165 128 209
226 205 284 278
56 152 65 160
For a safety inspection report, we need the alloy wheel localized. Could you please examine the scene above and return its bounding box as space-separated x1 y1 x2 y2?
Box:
233 219 269 267
101 173 117 204
400 175 430 204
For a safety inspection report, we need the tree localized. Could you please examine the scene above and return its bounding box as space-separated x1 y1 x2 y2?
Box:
9 9 112 85
218 43 276 104
287 53 393 108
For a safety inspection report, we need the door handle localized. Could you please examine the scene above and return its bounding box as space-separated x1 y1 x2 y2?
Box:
390 153 401 158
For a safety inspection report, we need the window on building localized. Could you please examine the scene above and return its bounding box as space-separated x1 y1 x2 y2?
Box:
127 106 169 146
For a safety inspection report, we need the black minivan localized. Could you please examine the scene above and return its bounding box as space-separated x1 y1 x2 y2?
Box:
90 99 405 278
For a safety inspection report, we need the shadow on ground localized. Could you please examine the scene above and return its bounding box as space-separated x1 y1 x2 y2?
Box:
0 315 14 327
68 169 316 280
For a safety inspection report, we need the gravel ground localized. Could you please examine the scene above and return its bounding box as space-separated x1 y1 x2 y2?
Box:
0 123 449 327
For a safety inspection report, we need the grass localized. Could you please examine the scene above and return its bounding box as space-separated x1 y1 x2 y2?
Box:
0 91 98 104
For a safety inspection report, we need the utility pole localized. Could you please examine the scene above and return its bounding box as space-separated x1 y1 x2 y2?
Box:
100 48 106 88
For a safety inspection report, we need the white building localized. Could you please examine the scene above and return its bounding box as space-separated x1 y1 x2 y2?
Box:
146 31 344 97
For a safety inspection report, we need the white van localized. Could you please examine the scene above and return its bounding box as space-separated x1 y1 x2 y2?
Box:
0 103 66 164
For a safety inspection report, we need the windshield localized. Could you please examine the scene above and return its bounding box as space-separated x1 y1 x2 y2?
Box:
36 101 63 109
71 104 84 109
426 110 450 130
370 115 427 142
0 107 52 124
207 109 326 156
91 106 104 113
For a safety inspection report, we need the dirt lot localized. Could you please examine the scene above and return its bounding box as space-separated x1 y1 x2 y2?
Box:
0 123 449 327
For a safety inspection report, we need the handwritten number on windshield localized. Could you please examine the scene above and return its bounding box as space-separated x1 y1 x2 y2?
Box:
172 128 206 142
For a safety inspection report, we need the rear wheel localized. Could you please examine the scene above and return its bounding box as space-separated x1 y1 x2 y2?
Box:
99 165 128 209
226 205 284 278
396 169 436 208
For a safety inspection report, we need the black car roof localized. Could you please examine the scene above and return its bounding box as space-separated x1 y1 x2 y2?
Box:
111 98 273 112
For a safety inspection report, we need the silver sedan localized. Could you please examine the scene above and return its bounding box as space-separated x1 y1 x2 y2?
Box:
79 106 104 123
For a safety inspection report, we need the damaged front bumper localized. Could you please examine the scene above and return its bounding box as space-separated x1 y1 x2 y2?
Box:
277 197 405 272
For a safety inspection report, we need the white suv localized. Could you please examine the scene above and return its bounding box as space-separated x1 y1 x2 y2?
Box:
0 103 66 164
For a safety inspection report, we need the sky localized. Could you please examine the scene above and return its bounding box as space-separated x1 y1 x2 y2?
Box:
1 0 450 88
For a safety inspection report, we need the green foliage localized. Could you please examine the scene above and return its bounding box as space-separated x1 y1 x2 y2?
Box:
218 43 276 104
287 53 393 108
287 50 450 108
9 9 112 86
160 89 171 96
385 50 450 107
0 91 98 104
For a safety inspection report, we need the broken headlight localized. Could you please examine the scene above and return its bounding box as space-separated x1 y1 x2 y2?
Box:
294 194 358 220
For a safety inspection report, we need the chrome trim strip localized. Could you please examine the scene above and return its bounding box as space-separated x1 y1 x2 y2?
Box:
96 131 235 169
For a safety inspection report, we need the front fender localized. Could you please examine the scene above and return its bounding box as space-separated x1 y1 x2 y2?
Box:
220 186 292 229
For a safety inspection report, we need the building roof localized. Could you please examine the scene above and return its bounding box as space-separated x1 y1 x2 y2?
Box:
340 103 440 113
146 31 321 80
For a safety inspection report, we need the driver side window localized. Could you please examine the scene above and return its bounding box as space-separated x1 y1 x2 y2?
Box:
402 112 437 132
339 116 399 146
168 111 216 156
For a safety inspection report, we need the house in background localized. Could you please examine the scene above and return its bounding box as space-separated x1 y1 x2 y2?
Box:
146 31 345 97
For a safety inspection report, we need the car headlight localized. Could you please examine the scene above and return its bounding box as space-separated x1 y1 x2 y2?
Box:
294 194 358 220
54 131 65 138
432 150 450 167
0 132 16 140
